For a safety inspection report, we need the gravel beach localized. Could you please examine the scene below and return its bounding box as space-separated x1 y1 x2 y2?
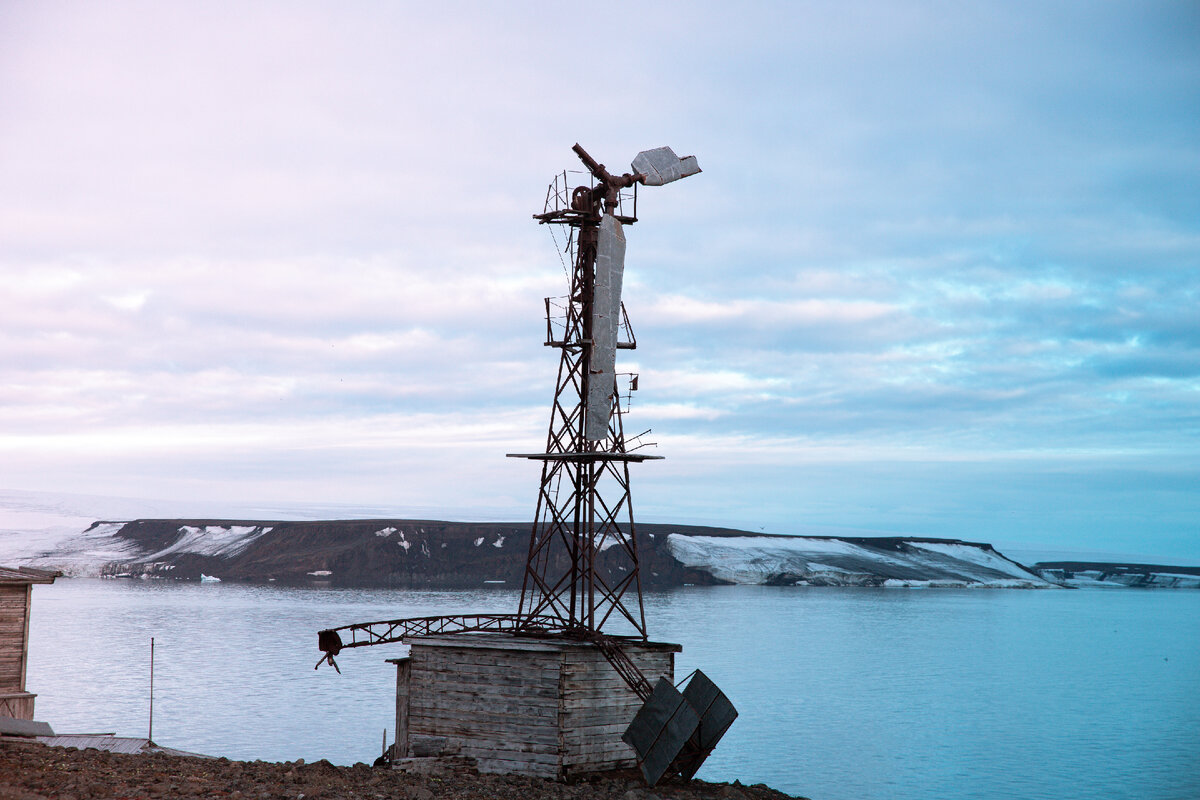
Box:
0 741 806 800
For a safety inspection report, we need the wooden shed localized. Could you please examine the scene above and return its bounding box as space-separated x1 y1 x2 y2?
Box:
0 566 59 720
390 634 679 779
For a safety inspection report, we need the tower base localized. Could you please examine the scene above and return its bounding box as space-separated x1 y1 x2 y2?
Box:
390 635 679 779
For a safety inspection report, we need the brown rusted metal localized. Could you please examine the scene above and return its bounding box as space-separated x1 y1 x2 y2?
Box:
513 144 653 641
591 634 654 701
314 145 694 708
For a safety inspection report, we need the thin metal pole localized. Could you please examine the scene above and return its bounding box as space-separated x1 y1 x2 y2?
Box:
149 637 154 742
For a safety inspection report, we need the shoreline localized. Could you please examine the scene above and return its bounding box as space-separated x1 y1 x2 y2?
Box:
0 739 808 800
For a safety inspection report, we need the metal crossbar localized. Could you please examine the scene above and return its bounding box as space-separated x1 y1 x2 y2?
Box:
320 613 564 651
316 612 656 702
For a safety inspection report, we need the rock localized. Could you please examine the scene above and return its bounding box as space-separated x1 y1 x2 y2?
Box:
0 740 808 800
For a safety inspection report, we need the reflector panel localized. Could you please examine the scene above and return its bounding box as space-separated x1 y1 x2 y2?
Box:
632 146 702 186
674 670 739 780
622 677 701 786
586 214 625 441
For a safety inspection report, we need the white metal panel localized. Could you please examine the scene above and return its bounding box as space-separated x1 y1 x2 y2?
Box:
632 146 701 186
586 215 626 441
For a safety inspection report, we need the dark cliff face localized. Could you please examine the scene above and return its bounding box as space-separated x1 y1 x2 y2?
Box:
102 519 739 588
98 520 1054 589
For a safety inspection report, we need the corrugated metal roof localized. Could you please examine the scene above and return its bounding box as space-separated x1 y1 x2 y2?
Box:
0 566 61 585
37 735 150 754
34 735 213 758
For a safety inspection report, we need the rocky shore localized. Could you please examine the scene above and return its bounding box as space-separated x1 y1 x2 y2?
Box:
0 740 805 800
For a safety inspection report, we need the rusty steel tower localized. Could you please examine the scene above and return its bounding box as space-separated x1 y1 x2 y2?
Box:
317 146 734 787
509 143 701 639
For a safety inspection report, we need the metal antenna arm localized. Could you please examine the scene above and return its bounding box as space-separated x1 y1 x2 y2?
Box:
573 143 640 211
572 143 605 178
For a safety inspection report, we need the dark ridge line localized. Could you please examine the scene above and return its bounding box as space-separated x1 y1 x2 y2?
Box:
1034 561 1200 577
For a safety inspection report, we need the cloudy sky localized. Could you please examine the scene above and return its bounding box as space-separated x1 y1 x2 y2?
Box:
2 1 1197 561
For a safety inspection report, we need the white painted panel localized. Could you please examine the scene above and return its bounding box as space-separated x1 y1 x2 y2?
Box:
632 146 701 186
586 215 625 441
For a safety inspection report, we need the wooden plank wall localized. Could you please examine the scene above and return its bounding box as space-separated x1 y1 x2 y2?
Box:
408 640 563 778
560 645 674 776
406 637 676 779
0 586 30 692
0 691 35 721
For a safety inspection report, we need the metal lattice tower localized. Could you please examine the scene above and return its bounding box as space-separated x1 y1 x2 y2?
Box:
510 144 700 639
314 146 735 789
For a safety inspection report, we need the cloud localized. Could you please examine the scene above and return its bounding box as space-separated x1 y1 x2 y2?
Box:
0 1 1197 559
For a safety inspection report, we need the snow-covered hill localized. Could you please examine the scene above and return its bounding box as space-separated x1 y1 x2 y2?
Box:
665 534 1054 588
5 509 1055 588
3 491 1191 590
1032 562 1200 589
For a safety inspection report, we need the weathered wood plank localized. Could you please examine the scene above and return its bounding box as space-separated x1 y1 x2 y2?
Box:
393 657 410 758
410 666 558 684
562 676 660 693
568 743 635 757
410 635 574 654
473 756 559 778
410 680 560 700
410 685 559 704
562 656 673 672
412 650 562 669
409 697 558 721
408 721 561 749
566 749 636 765
454 745 561 764
410 658 559 677
410 680 558 698
409 710 557 734
562 715 639 731
563 723 636 741
561 690 644 705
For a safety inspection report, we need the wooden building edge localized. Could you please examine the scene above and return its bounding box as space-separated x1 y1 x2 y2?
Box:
0 566 60 721
388 634 681 780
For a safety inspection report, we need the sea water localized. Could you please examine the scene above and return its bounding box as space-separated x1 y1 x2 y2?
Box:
25 580 1200 800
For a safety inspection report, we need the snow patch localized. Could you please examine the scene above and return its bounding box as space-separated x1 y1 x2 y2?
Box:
1039 568 1200 589
145 525 267 561
473 537 484 547
492 535 505 549
25 522 142 577
375 527 397 537
665 534 1056 588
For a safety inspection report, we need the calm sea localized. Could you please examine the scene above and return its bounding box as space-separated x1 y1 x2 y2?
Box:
26 580 1200 800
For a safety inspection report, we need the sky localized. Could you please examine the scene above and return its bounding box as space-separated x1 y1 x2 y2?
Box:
1 1 1197 562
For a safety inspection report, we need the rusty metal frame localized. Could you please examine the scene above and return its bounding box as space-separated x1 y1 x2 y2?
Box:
317 612 655 696
321 613 563 651
511 144 656 641
316 145 680 698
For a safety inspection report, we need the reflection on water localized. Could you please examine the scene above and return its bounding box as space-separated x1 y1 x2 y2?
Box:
27 580 1200 800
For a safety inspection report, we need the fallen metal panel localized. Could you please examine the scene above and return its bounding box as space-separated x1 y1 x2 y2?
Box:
36 735 146 754
674 669 739 780
622 677 700 786
0 717 54 737
586 214 625 441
